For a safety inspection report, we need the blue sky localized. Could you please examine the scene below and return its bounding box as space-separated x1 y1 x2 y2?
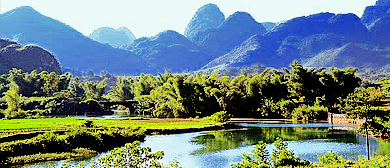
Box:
1 0 377 38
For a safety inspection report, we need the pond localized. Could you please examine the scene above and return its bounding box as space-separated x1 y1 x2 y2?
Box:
23 123 390 168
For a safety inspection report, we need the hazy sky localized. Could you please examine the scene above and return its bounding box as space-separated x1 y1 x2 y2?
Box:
1 0 378 38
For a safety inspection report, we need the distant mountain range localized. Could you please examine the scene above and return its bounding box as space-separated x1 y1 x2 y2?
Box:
0 39 61 74
0 6 146 75
1 0 390 75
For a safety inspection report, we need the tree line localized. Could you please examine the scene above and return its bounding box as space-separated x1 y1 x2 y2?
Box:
0 61 363 119
112 61 361 119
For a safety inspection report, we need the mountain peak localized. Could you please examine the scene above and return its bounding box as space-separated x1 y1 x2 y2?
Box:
15 6 36 12
199 3 219 11
7 6 40 16
154 30 183 40
361 1 390 27
184 3 225 41
151 30 192 46
376 0 390 6
220 12 256 27
89 27 136 48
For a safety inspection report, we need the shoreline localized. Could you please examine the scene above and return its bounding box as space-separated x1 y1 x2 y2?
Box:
1 118 380 167
1 121 231 167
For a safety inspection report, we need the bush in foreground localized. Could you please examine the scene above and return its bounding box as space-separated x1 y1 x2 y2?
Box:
91 141 164 168
232 137 308 168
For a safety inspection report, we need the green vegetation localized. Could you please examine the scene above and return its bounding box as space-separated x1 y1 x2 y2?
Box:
339 87 388 136
7 148 97 165
1 62 390 167
128 62 360 119
90 141 165 168
312 153 390 167
232 139 390 168
0 62 362 120
0 118 219 131
208 111 232 122
291 104 328 121
232 138 308 168
0 122 145 165
0 118 220 165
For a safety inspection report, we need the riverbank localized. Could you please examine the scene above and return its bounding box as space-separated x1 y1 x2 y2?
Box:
0 117 228 166
0 117 222 137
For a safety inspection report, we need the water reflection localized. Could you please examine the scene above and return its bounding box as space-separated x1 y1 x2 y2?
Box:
191 127 357 155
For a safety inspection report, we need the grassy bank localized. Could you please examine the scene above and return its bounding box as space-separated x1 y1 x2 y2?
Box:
0 124 145 166
0 117 221 138
0 117 223 166
0 117 220 130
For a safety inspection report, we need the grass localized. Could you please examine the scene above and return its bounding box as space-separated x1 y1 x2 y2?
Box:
0 117 220 137
93 118 220 129
0 117 84 130
7 148 98 165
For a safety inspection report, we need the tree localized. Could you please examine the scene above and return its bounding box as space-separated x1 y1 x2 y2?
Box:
107 77 134 101
338 87 387 160
80 78 107 100
7 69 72 97
285 61 326 103
133 74 159 97
2 81 23 119
149 77 186 117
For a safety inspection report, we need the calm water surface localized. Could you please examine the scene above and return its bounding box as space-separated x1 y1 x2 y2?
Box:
24 123 390 168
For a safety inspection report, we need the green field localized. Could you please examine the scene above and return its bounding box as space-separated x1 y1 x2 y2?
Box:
0 117 220 133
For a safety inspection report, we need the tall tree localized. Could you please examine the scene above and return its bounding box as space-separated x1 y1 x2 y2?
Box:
3 81 22 118
107 77 134 101
338 87 387 160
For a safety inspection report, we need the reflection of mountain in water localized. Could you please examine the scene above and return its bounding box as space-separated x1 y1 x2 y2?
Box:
191 127 357 155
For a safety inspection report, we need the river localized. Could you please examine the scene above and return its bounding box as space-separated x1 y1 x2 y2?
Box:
23 123 390 168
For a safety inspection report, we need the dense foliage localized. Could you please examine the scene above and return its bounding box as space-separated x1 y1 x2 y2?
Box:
126 62 361 118
0 69 112 118
0 62 362 119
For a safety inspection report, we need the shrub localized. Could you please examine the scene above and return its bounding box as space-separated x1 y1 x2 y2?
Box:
292 105 328 121
232 137 308 168
210 111 232 122
258 99 280 118
270 137 307 167
65 129 101 150
92 141 164 168
232 141 270 168
3 109 28 119
277 100 296 119
318 151 344 164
